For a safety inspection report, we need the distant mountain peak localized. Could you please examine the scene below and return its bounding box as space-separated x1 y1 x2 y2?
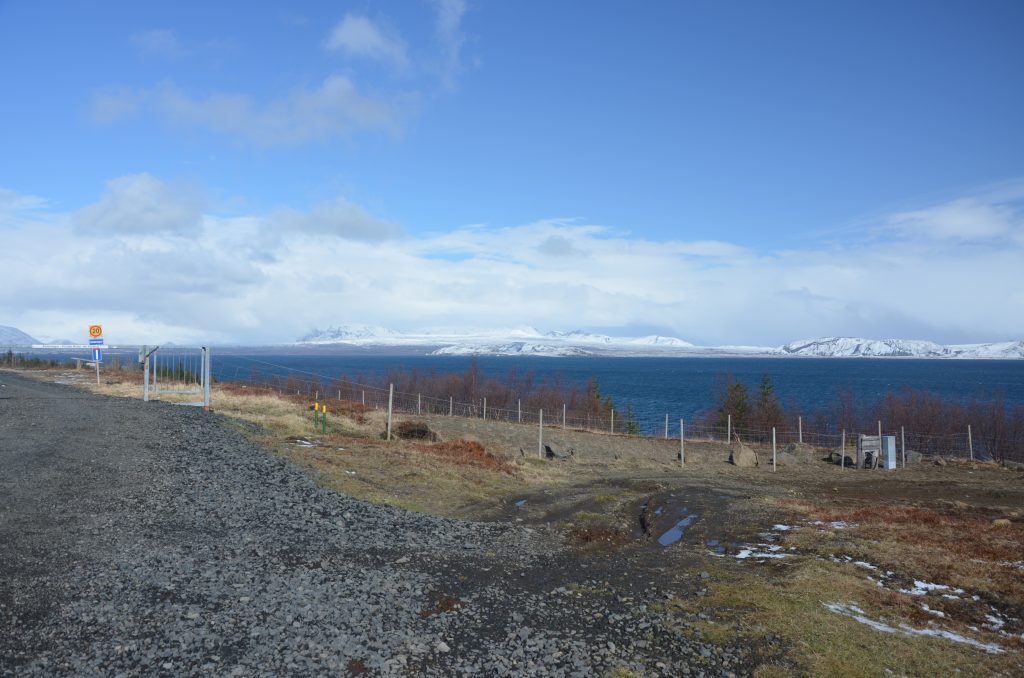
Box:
298 325 398 343
0 325 40 346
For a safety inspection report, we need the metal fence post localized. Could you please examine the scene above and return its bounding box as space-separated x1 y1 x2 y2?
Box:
727 414 731 443
203 346 211 409
665 414 669 439
798 416 803 444
968 425 973 460
483 397 487 420
610 409 614 434
772 427 777 472
142 347 150 402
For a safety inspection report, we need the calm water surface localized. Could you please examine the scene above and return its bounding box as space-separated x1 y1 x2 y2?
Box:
209 354 1024 433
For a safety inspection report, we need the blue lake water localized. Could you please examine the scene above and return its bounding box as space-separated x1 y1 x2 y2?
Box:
206 353 1024 433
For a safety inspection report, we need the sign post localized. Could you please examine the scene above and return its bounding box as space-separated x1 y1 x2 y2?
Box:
89 324 103 385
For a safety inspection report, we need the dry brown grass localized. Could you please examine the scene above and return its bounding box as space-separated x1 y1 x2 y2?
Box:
780 499 1024 603
412 439 519 475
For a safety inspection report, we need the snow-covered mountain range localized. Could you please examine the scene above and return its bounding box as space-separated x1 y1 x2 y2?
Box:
297 325 708 357
780 337 1024 359
297 326 1024 359
0 325 40 346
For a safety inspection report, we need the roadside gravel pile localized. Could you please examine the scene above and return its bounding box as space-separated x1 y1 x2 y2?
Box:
1 373 760 676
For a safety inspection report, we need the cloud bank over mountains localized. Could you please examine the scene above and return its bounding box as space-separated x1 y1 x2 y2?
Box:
2 175 1022 346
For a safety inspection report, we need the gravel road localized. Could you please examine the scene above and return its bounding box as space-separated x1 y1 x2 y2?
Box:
1 371 759 677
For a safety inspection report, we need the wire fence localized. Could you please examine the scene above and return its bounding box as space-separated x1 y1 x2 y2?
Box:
207 355 1020 464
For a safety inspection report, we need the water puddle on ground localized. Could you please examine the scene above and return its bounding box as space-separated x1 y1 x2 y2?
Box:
657 513 699 546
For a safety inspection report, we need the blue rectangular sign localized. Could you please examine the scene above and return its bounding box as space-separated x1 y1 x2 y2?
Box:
92 349 102 361
89 338 104 346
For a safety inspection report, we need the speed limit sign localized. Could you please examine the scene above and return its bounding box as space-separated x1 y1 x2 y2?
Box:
89 324 103 338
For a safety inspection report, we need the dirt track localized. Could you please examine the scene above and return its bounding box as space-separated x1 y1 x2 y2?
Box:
0 371 784 677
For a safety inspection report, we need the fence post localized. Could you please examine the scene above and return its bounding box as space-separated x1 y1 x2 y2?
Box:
968 425 973 461
538 409 544 459
841 429 846 469
665 414 669 439
563 403 566 428
449 396 453 416
772 427 777 472
483 397 487 420
203 347 211 409
798 416 802 444
142 347 150 402
727 414 731 443
361 390 365 406
610 409 615 434
518 399 521 423
901 426 906 468
680 419 685 466
417 393 421 415
386 383 394 441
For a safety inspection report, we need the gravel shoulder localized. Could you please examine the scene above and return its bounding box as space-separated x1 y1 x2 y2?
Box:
0 371 768 677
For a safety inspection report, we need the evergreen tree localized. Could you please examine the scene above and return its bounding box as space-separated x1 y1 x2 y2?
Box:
753 373 786 437
715 374 749 436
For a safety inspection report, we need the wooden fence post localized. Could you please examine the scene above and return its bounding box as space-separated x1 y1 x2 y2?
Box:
772 427 777 472
483 397 487 420
901 426 906 468
841 429 846 469
538 409 544 459
680 419 685 466
386 383 394 441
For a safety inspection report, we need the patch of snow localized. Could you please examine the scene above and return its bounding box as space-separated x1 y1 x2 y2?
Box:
736 548 789 560
985 613 1005 631
897 624 1003 654
772 524 792 531
900 580 963 597
823 602 1004 654
854 561 878 571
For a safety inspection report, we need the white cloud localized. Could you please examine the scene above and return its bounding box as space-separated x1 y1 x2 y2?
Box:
325 14 408 70
889 197 1021 242
268 197 403 241
131 28 186 58
433 0 468 90
3 180 1023 346
74 174 205 236
91 76 401 146
0 188 47 221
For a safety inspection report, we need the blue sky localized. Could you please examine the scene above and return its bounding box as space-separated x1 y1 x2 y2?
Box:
1 1 1023 345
